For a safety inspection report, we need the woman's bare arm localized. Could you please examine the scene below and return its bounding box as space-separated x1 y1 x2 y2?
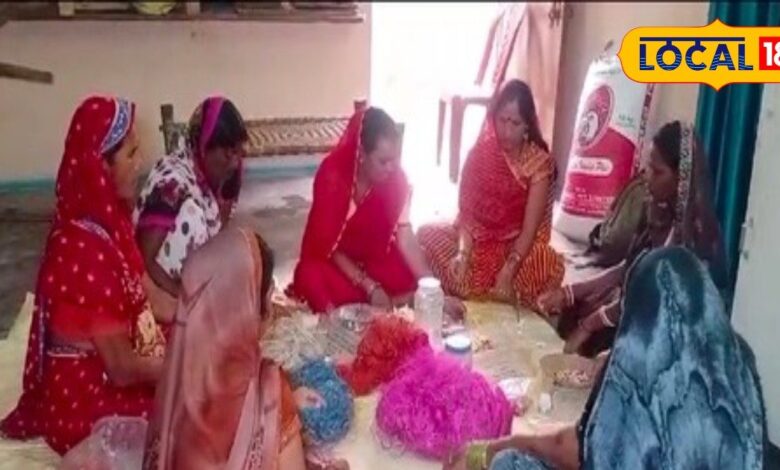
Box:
396 225 433 280
92 333 163 387
508 178 551 266
331 251 371 292
137 227 180 297
142 273 176 324
571 260 627 301
456 225 473 256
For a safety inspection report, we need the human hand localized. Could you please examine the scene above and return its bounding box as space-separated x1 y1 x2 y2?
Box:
368 286 393 310
449 251 469 283
536 287 569 317
490 263 515 302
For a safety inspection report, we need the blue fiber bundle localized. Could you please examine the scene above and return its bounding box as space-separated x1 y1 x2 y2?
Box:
290 359 354 444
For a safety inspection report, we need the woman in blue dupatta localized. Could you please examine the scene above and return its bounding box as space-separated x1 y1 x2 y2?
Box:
444 246 766 470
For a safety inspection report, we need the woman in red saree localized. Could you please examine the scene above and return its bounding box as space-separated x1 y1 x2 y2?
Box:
0 96 169 454
288 107 463 316
418 80 564 307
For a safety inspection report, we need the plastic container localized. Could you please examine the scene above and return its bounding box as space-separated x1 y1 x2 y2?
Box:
414 277 445 350
444 333 473 370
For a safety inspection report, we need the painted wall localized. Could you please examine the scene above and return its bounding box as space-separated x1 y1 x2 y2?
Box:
732 83 780 444
549 2 709 172
0 6 371 181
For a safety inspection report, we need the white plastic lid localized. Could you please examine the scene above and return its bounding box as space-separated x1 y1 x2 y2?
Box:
444 333 472 353
418 277 441 290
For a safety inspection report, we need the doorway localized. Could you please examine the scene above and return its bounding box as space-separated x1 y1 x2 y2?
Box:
370 2 500 226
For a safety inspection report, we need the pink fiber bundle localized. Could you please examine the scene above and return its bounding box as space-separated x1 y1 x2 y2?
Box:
375 348 513 460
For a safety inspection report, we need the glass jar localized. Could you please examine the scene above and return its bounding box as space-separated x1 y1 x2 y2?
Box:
414 277 445 350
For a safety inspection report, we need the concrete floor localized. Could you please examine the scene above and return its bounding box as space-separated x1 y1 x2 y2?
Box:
0 190 54 338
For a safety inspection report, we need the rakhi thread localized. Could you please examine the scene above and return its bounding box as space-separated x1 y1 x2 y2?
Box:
337 314 430 395
375 348 512 460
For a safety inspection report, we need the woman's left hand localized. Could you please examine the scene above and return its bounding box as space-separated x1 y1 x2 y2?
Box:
490 262 516 302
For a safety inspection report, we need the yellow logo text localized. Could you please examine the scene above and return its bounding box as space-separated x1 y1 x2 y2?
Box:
618 19 780 90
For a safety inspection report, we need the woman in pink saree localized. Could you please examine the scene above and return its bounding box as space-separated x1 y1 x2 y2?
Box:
143 227 312 470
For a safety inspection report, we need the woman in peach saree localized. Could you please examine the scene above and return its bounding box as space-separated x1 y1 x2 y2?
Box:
143 227 307 470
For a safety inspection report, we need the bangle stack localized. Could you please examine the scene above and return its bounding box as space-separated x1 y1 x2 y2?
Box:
598 305 615 328
562 284 575 307
465 442 490 470
354 270 379 297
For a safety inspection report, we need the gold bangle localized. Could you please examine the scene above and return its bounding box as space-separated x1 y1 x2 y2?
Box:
466 442 489 470
599 305 616 328
563 284 575 307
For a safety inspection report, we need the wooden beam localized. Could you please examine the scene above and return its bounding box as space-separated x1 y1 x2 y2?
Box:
0 2 8 28
0 62 53 84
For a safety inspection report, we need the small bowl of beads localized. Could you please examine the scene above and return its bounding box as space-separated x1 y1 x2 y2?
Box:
333 303 378 333
539 353 596 390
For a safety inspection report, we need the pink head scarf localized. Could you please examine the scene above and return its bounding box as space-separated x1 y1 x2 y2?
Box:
187 96 244 201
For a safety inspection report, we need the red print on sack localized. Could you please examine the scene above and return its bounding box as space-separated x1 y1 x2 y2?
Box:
576 85 613 152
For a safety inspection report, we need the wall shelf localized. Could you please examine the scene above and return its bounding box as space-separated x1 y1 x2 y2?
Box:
4 3 364 25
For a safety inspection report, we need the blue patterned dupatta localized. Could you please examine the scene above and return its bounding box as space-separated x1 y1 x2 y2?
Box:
490 247 765 470
580 246 765 470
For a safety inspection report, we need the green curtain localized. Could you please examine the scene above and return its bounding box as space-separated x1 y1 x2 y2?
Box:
695 1 780 299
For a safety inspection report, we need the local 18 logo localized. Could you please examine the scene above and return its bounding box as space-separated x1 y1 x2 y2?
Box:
618 19 780 90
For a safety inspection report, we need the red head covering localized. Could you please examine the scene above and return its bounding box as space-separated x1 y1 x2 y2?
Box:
187 96 244 206
0 96 149 447
54 95 144 275
457 117 553 242
299 108 409 262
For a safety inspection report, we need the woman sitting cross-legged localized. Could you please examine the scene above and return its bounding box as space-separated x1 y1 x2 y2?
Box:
445 246 766 470
418 79 564 308
0 96 168 454
287 106 464 319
